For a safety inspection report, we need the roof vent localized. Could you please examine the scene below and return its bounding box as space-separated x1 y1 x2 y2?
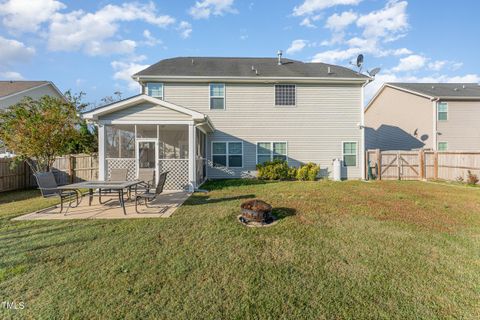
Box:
431 85 435 89
277 50 282 65
191 59 194 65
462 84 466 89
454 88 459 91
327 66 332 74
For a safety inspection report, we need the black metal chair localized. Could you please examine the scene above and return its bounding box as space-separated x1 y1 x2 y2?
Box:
137 169 155 191
102 168 129 197
34 172 80 215
135 171 168 213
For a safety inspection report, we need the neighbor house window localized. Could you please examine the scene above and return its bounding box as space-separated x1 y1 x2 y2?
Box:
342 142 357 167
210 83 225 109
437 102 448 121
438 142 448 151
212 142 242 167
256 142 287 164
146 83 163 99
275 84 296 106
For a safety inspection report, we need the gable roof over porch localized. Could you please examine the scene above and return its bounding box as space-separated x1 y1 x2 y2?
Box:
82 94 214 132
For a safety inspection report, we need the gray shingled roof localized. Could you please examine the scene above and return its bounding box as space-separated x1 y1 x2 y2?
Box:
389 83 480 99
134 57 369 79
0 81 49 98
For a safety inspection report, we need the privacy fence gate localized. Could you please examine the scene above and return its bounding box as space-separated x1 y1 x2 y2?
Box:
366 149 480 181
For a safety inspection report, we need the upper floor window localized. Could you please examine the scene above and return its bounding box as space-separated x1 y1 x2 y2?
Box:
146 83 163 99
210 83 225 110
257 142 287 164
342 142 357 167
437 102 448 121
275 84 296 106
438 142 448 151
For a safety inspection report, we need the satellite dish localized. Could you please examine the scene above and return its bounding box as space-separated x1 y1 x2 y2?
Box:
356 54 364 68
368 67 381 77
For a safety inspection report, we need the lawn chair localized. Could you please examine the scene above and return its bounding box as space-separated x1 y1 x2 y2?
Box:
34 172 80 215
135 171 168 213
102 168 129 196
137 169 155 191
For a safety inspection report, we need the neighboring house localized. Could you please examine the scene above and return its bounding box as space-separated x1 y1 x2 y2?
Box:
83 56 371 191
365 83 480 151
0 81 65 157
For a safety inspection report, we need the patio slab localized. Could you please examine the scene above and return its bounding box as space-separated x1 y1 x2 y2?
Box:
12 190 190 220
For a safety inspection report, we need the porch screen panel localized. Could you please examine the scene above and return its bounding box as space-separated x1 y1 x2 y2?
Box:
158 126 189 159
105 125 135 158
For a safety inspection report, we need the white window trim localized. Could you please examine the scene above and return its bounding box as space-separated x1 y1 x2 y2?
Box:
274 84 297 107
342 141 358 167
438 141 448 151
437 102 448 121
209 83 226 110
255 141 288 164
211 141 243 168
146 82 164 99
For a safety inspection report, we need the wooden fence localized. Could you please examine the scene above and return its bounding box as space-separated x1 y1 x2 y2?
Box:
366 149 480 181
0 154 98 193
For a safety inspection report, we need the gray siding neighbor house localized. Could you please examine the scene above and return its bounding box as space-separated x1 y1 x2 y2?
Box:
365 83 480 151
83 56 371 191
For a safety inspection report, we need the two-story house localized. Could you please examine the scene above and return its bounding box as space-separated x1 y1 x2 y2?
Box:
365 83 480 151
83 56 371 191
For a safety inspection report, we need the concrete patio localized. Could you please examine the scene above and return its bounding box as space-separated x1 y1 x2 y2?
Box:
13 190 190 220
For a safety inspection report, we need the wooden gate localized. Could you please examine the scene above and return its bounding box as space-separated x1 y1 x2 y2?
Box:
367 150 422 180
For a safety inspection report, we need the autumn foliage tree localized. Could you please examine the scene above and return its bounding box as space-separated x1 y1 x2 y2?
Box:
0 96 79 173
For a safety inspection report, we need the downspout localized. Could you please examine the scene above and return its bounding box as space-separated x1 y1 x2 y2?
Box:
431 97 440 150
360 79 370 180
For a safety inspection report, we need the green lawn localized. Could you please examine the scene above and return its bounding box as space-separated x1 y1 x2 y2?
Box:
0 180 479 319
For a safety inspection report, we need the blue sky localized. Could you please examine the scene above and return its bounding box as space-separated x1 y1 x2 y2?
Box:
1 0 479 104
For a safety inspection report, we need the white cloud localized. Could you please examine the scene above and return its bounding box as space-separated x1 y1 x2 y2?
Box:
428 60 447 71
0 0 65 33
178 21 192 38
111 59 149 91
48 2 175 56
293 0 362 16
326 11 357 31
189 0 236 19
0 71 24 80
299 14 322 28
357 0 408 40
391 54 426 72
286 39 308 55
0 36 35 66
142 29 161 46
312 47 362 64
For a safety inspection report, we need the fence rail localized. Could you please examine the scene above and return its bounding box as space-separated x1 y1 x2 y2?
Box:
0 154 98 193
366 149 480 181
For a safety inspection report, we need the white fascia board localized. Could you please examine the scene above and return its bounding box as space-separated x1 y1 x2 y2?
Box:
82 94 206 120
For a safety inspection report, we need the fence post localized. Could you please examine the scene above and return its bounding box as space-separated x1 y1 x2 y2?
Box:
23 161 28 189
68 155 74 183
434 152 439 179
376 149 382 180
419 149 425 180
397 151 401 180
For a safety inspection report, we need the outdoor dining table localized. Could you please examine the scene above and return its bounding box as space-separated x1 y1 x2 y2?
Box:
61 180 143 215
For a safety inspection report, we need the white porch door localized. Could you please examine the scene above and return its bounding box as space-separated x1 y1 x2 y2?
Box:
136 139 159 184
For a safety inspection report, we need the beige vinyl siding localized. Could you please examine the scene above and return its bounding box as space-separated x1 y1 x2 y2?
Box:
365 86 433 150
164 82 362 179
437 100 480 150
99 102 192 121
0 84 63 109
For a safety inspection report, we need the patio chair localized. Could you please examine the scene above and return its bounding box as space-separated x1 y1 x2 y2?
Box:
135 171 169 213
137 169 155 191
102 168 129 196
34 172 80 215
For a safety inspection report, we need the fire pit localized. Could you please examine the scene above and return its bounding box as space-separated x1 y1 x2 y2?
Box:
239 199 275 226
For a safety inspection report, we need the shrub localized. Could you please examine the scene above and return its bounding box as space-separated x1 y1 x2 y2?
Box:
256 160 297 180
296 162 321 181
466 170 479 186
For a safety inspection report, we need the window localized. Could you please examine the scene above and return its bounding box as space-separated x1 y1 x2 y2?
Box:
210 83 225 109
212 142 243 167
437 102 448 121
342 142 357 167
438 142 448 151
256 142 287 164
146 83 163 99
275 84 296 106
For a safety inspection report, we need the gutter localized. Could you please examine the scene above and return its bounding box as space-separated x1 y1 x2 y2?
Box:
430 97 440 150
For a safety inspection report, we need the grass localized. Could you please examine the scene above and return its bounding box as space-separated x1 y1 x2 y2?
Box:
0 180 479 319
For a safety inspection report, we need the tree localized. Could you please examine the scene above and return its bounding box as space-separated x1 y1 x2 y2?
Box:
0 95 79 173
